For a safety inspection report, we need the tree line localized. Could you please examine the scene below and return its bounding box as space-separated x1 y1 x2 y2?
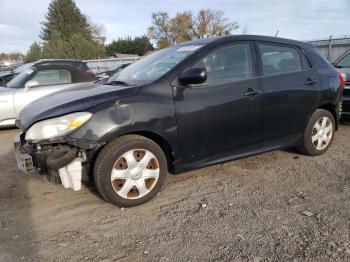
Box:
23 0 239 63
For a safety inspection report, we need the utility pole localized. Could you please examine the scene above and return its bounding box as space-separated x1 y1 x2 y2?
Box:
328 35 333 62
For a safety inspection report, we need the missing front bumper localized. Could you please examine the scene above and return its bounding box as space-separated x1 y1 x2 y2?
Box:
14 132 34 173
14 132 104 191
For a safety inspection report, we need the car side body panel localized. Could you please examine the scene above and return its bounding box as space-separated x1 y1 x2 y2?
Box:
0 87 16 127
69 78 181 171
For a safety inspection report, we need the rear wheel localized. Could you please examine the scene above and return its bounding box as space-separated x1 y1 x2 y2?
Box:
298 109 335 156
94 135 167 207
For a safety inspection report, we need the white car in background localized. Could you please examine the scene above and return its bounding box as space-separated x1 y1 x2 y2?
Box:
0 59 95 127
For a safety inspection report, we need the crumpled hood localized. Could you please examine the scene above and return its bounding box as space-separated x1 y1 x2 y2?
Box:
18 82 140 130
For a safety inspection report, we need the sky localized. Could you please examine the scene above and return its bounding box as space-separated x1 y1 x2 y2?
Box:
0 0 349 53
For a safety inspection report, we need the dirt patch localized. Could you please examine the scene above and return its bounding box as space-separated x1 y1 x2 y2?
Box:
0 124 350 261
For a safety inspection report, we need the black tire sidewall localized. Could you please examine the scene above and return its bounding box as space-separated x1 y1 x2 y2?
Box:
94 136 167 207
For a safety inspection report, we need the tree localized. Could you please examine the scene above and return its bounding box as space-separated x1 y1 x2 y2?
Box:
171 11 193 44
148 9 239 48
192 10 239 39
40 0 105 59
132 36 154 56
147 12 172 48
105 36 153 57
24 42 43 63
86 16 106 38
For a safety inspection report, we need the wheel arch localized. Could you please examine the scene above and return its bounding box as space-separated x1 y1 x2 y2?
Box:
118 130 176 174
318 103 338 130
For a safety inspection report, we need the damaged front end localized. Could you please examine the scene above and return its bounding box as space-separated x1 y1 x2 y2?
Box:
14 131 104 191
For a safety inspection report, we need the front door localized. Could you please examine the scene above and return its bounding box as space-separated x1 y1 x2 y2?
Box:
173 42 262 166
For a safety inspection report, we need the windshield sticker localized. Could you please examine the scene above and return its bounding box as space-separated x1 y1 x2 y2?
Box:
177 45 202 52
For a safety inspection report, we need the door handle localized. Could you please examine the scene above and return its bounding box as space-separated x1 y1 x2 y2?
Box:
304 78 317 85
244 88 261 97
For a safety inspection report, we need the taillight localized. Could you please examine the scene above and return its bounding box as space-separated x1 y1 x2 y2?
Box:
339 72 346 90
85 69 95 77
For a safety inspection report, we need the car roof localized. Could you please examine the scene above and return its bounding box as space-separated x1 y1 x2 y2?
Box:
176 34 313 49
33 59 84 65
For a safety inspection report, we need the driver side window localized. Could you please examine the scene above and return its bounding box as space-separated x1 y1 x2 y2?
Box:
190 43 253 87
31 69 72 86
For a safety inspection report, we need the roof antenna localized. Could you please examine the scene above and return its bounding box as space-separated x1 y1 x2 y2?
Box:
274 30 279 37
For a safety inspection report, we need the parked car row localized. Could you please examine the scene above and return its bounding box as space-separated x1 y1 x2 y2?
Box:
8 35 346 207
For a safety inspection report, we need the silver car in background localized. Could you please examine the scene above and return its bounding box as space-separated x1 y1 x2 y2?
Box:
0 59 95 127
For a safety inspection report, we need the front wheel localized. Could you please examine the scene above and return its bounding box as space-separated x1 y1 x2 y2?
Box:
298 109 335 156
94 135 168 207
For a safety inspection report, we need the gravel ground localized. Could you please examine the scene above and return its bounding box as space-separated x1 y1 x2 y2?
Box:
0 123 350 262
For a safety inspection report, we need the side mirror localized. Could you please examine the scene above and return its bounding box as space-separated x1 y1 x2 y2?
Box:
24 80 39 91
178 68 207 86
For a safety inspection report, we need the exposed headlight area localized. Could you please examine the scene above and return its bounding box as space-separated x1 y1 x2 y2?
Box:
25 112 92 141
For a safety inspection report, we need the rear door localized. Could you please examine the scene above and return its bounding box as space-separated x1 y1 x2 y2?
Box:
256 42 320 142
14 68 75 115
173 42 262 165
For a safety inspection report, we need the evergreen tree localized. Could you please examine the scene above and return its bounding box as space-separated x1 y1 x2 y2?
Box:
41 0 92 41
105 36 153 57
24 42 43 63
40 0 105 59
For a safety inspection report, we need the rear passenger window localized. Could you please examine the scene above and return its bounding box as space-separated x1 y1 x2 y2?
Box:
31 69 72 86
190 43 253 87
258 44 302 76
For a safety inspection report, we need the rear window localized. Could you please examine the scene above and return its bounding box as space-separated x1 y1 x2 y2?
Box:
258 44 302 76
31 69 72 86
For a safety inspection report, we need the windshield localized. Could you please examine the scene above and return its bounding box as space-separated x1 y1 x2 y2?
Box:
336 53 350 68
6 67 35 88
14 62 35 74
108 44 203 85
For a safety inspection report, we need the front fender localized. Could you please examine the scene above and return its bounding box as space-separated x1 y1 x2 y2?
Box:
69 81 180 163
0 87 15 125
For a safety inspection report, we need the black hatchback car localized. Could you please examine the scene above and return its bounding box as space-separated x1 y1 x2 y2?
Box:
14 35 344 207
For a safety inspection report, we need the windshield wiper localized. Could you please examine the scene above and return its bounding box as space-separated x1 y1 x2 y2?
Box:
105 80 132 86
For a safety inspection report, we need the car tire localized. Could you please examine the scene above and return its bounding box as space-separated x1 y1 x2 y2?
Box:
298 109 335 156
93 135 167 207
